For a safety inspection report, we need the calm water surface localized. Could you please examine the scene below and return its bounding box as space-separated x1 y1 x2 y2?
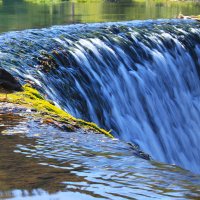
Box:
0 0 200 33
0 113 200 199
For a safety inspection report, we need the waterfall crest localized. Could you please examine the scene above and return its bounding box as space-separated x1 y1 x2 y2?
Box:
1 20 200 173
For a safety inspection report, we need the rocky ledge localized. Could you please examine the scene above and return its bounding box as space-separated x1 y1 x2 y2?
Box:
0 69 150 160
0 84 113 137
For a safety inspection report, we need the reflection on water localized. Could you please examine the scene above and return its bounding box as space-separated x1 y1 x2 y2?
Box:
0 114 200 199
0 0 200 33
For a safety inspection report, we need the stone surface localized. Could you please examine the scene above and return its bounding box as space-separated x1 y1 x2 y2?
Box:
0 68 22 91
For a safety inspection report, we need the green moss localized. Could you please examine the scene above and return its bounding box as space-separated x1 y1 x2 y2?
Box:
77 119 112 137
0 84 113 138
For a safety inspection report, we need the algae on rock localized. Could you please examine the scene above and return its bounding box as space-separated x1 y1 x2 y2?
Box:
0 84 113 138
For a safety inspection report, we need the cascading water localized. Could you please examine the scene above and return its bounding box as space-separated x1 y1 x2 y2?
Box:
1 20 200 173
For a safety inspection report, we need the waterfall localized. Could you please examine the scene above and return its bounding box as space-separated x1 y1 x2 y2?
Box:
1 20 200 173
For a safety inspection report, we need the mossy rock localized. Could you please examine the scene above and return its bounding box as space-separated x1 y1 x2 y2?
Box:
0 84 113 138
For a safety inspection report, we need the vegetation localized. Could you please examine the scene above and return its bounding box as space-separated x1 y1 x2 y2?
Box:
25 0 102 3
25 0 62 3
0 84 113 138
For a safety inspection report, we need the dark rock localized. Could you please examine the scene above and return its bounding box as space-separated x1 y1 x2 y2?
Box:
0 68 22 91
127 142 151 160
61 124 75 132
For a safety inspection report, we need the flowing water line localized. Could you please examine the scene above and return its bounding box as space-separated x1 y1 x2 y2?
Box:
0 20 200 173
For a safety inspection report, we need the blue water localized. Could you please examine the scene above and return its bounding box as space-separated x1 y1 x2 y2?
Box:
0 20 200 174
0 112 200 199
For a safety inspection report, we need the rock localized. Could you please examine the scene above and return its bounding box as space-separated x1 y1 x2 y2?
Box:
0 68 22 91
127 142 151 160
61 124 75 132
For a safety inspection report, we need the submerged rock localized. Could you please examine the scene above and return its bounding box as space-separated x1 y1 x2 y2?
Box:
0 68 22 91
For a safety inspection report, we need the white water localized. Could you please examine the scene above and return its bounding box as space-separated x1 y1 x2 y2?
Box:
1 20 200 173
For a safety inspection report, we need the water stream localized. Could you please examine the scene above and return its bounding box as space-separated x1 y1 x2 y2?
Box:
0 19 200 199
1 20 200 173
0 113 200 199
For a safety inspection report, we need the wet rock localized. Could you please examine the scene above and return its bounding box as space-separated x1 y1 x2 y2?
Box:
0 68 22 91
61 124 75 132
30 108 37 112
128 142 151 160
36 51 59 73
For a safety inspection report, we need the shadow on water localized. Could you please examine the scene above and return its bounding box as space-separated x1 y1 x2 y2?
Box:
0 113 200 199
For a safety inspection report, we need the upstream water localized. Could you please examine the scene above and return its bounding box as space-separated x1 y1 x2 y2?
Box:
0 0 200 33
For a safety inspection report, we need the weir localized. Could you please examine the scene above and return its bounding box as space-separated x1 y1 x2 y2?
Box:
0 20 200 173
